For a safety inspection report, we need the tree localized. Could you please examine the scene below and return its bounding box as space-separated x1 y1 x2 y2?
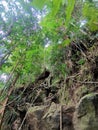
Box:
0 0 98 128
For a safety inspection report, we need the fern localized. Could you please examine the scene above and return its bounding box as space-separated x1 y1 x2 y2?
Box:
83 2 98 31
65 0 75 26
51 0 62 16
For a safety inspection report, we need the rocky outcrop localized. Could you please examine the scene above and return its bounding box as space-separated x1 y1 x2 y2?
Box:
74 93 98 130
2 91 98 130
13 103 75 130
19 93 98 130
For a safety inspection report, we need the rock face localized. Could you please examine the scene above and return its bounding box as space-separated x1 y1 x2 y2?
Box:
24 93 98 130
22 103 75 130
74 93 98 130
2 93 98 130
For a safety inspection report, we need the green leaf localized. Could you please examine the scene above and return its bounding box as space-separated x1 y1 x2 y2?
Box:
62 38 70 47
77 59 85 65
51 0 62 16
62 0 66 5
32 0 47 9
65 0 75 26
83 2 98 31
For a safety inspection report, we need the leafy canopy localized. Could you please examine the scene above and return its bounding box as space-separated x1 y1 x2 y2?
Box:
0 0 98 88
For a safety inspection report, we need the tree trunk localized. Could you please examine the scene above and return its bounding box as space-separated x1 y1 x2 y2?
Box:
0 74 19 128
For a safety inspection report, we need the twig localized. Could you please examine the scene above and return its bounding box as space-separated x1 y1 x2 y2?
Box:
60 105 63 130
0 83 30 109
0 74 19 128
66 73 80 80
72 79 98 84
18 112 27 130
72 42 87 58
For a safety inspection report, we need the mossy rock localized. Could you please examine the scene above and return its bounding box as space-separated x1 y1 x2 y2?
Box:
75 85 89 102
74 93 98 130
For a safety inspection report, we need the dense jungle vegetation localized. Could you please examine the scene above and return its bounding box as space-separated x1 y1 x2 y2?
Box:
0 0 98 130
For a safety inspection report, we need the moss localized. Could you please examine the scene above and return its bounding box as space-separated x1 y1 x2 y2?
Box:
43 102 60 119
75 85 89 102
28 106 45 114
74 93 98 130
58 86 70 105
80 93 98 100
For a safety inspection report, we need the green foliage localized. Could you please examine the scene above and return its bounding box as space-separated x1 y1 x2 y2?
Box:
77 58 85 65
41 0 76 35
32 0 46 9
32 0 50 9
49 43 67 77
0 0 98 87
51 0 62 16
65 0 75 26
0 82 4 90
83 1 98 31
62 38 70 47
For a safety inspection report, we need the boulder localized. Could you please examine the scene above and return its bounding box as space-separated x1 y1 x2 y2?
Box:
74 93 98 130
26 103 75 130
